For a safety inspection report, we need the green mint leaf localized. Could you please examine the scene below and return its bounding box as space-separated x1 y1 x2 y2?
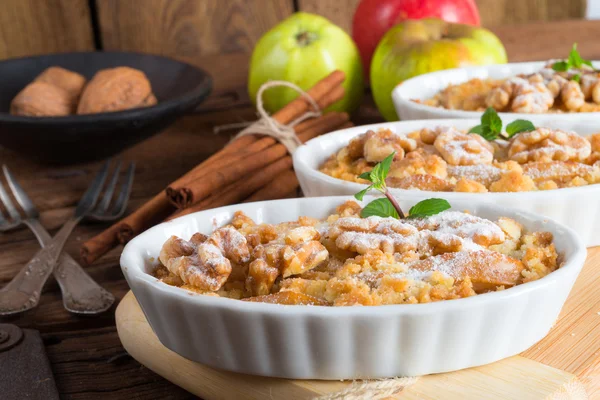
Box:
505 119 536 137
358 172 372 181
354 185 372 201
370 152 395 186
568 43 581 67
572 74 581 83
469 125 484 134
481 107 502 135
582 60 594 68
474 126 498 141
408 198 451 219
552 61 569 72
360 198 400 219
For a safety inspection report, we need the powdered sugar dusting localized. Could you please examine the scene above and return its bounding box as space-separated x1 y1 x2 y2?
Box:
406 211 505 245
448 165 502 186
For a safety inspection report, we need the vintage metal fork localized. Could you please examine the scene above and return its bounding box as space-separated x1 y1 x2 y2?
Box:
0 161 135 315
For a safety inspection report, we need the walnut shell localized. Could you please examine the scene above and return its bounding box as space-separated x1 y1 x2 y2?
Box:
35 66 86 104
77 67 156 114
10 81 74 116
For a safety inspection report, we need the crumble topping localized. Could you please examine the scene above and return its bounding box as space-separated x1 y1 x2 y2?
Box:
319 127 600 192
416 63 600 113
152 201 560 306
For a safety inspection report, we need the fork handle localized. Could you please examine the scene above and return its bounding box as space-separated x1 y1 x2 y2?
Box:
25 219 114 314
0 217 80 315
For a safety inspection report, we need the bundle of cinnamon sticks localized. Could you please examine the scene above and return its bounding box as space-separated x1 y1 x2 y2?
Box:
81 70 352 265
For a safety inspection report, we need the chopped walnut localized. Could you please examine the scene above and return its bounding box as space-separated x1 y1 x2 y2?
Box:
284 226 320 245
159 227 250 291
282 241 329 277
433 126 494 166
362 129 417 162
509 78 554 113
561 80 585 111
508 128 592 163
246 258 279 296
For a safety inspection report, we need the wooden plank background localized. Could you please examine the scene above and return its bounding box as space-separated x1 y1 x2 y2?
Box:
0 0 588 65
0 0 94 58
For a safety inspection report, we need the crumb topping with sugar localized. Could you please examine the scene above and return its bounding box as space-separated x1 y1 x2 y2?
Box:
319 128 600 193
154 200 560 306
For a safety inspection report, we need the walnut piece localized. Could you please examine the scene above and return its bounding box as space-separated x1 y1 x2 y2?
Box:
10 82 74 116
508 128 591 163
159 227 250 292
77 67 157 114
362 129 417 162
433 126 494 166
35 67 86 104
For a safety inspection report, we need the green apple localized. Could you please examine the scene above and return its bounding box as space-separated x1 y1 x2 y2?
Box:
371 18 507 121
249 12 364 114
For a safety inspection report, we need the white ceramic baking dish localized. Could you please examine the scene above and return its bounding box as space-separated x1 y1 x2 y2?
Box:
292 119 600 247
120 196 586 380
392 61 600 123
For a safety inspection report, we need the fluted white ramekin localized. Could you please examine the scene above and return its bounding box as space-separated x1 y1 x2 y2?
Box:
392 61 600 124
120 196 586 379
293 119 600 247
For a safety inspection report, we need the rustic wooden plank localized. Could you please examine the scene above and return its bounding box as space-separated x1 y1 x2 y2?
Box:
477 0 586 27
491 20 600 62
297 0 360 33
0 0 94 59
96 0 293 94
297 0 587 33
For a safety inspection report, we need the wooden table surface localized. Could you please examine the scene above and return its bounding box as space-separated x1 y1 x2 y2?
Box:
2 20 600 400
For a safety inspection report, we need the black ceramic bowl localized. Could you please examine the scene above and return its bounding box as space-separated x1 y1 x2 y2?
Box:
0 51 212 163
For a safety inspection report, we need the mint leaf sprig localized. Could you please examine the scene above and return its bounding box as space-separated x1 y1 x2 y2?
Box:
354 152 405 218
354 152 451 219
552 43 593 73
469 108 535 141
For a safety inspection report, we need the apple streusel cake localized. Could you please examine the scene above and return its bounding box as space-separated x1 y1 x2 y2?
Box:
319 127 600 192
153 201 560 306
417 62 600 113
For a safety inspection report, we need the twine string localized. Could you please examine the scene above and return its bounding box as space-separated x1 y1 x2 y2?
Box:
314 377 419 400
213 80 322 154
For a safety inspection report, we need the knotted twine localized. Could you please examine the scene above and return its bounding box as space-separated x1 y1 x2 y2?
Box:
214 80 322 154
314 377 419 400
216 81 418 398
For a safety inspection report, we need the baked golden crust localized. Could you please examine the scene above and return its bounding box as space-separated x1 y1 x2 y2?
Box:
420 65 600 113
153 201 560 306
320 128 600 193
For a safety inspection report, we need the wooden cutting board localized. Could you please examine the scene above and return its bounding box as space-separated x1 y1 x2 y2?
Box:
116 248 600 400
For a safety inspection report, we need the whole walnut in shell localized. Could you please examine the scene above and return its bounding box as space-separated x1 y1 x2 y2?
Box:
35 66 86 104
77 67 157 114
10 82 74 117
10 66 86 117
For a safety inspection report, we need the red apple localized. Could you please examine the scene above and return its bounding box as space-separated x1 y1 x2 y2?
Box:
352 0 481 77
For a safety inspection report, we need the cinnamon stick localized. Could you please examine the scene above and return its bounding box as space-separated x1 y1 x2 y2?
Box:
168 156 293 220
169 111 349 208
167 70 345 190
80 194 173 265
244 170 300 203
